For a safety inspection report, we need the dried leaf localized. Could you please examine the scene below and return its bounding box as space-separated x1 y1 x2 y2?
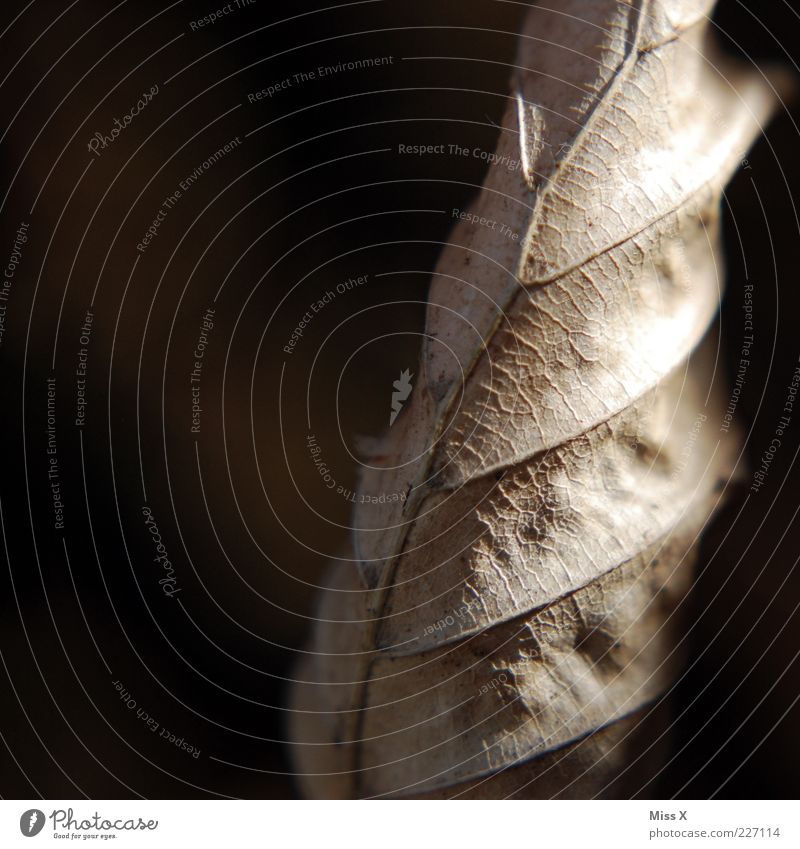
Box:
289 0 783 798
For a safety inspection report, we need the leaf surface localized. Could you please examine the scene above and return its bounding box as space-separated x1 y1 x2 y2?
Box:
290 0 783 798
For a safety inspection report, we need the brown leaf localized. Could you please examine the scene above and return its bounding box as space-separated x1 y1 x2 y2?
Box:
289 0 784 798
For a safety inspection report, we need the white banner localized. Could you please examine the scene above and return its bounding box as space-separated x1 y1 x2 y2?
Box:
1 800 795 848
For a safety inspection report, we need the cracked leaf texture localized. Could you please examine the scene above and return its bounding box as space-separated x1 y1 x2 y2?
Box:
289 0 781 798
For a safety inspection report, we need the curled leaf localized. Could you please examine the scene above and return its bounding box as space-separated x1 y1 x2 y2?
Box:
290 0 783 798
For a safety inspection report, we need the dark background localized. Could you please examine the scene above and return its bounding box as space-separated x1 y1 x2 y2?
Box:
0 0 799 799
